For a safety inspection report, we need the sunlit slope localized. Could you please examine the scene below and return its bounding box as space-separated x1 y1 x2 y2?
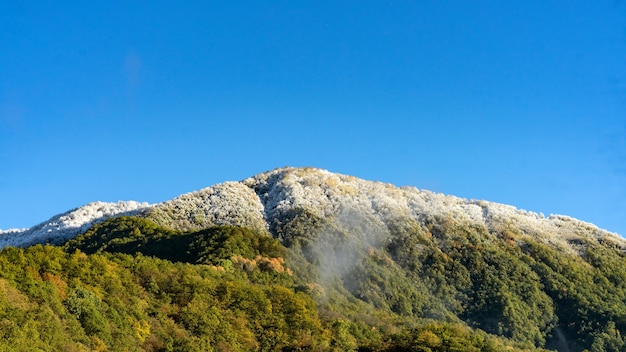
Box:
1 167 625 351
55 214 626 351
3 167 621 253
143 166 624 255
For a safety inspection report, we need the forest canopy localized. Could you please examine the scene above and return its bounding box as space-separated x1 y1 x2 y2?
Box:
0 215 624 351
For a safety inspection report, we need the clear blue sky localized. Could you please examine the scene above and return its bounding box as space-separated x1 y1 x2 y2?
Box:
1 1 625 236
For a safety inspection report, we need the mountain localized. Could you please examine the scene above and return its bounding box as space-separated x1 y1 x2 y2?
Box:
0 200 151 248
0 167 625 351
3 167 622 252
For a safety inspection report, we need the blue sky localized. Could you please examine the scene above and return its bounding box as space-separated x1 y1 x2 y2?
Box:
1 1 625 236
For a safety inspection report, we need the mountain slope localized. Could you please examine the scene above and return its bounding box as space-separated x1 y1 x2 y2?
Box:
0 230 543 351
1 167 625 351
143 167 624 255
0 201 151 248
3 167 622 253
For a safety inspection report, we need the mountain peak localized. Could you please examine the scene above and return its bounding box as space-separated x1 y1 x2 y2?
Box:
1 167 623 253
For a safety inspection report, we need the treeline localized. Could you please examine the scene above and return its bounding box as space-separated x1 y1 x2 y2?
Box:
0 217 538 351
0 215 624 351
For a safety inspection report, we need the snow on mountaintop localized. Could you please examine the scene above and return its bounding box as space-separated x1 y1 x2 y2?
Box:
0 201 151 248
0 228 26 234
1 167 623 253
242 167 625 252
146 182 268 233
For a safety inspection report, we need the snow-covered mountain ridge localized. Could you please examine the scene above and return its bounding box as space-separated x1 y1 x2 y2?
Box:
1 167 623 252
0 201 151 248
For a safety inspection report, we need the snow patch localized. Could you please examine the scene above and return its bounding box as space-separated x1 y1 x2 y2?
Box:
0 228 26 235
146 182 267 233
0 201 152 248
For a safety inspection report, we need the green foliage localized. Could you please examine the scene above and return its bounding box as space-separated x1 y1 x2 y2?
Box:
521 240 626 351
1 213 625 351
386 322 514 352
381 215 626 351
65 286 110 338
66 216 285 265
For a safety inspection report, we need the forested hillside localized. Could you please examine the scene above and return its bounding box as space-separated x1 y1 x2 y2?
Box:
0 214 623 351
1 168 625 351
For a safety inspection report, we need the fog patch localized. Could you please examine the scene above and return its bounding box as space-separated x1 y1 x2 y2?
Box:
307 204 389 291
